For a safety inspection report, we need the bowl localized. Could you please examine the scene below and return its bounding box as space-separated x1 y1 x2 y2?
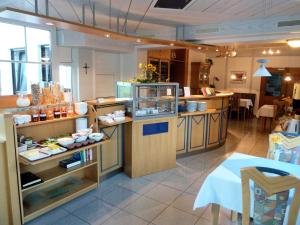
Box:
57 137 74 147
74 135 88 143
89 133 104 142
114 116 125 122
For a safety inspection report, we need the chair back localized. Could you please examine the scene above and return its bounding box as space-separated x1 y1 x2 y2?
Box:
241 167 300 225
231 94 240 110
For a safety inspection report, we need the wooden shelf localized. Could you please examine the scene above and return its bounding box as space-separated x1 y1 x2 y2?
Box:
16 115 88 129
98 116 133 128
179 109 217 117
22 161 97 193
23 178 97 222
19 139 110 165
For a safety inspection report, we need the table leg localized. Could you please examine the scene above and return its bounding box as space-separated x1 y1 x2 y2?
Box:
211 203 220 225
230 210 238 222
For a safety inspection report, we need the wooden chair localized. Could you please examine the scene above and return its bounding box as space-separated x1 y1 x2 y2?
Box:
230 94 241 120
241 167 300 225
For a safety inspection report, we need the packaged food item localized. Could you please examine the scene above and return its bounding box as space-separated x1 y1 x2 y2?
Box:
67 103 74 117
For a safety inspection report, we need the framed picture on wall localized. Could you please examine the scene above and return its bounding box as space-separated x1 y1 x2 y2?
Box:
230 71 247 83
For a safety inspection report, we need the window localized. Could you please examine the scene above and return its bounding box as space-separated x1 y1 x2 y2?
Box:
59 65 72 90
0 22 51 95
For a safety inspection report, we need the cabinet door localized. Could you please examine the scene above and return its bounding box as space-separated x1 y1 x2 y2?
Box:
221 109 229 143
176 117 187 154
100 125 122 176
189 115 206 152
207 112 221 147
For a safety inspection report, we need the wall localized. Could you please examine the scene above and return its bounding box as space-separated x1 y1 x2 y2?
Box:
188 49 206 86
210 55 300 112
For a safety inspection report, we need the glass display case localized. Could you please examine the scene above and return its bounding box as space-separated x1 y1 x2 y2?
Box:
116 82 178 120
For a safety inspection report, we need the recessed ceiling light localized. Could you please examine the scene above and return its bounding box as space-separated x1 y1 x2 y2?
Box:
287 39 300 48
262 50 267 54
170 43 174 46
45 22 54 26
197 46 202 50
216 48 219 52
276 49 280 54
136 38 141 43
104 33 111 38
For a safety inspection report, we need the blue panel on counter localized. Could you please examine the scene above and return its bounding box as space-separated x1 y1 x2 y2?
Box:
143 122 168 136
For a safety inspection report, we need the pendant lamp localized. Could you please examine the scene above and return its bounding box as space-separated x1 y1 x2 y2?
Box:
253 59 271 77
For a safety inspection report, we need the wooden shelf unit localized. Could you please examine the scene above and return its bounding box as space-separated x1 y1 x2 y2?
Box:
10 110 109 224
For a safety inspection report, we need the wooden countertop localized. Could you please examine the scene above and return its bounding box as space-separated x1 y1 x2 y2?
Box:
86 98 132 106
179 109 217 117
179 92 233 100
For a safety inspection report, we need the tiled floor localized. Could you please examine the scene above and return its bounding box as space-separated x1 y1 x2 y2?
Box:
25 118 269 225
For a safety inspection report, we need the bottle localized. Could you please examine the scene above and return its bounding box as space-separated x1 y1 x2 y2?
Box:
40 108 47 121
31 107 39 122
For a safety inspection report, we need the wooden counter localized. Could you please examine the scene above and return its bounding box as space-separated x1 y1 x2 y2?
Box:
176 93 232 156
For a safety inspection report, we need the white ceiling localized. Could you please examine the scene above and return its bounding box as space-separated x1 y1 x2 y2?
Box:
1 0 300 32
1 0 300 48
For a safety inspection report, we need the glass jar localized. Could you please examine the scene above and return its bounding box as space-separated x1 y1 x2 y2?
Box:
46 106 54 120
67 103 74 117
40 108 47 121
54 106 61 119
16 92 30 107
31 106 39 122
61 106 67 118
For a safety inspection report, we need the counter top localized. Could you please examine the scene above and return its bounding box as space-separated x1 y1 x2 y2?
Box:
179 92 233 100
86 98 132 106
179 109 217 117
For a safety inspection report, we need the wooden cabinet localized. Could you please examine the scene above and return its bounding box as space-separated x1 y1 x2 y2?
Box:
124 117 177 178
176 117 188 154
100 125 122 176
207 112 221 148
188 115 206 152
148 49 170 60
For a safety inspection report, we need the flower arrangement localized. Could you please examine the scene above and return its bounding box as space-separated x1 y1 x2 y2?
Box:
126 63 159 83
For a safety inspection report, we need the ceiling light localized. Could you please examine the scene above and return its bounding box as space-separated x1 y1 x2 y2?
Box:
262 50 267 55
45 22 54 26
216 48 219 52
230 50 237 57
253 59 272 77
287 39 300 48
197 46 202 50
276 49 280 54
170 43 174 46
104 33 111 38
230 74 237 80
268 49 274 55
136 38 141 43
284 76 292 81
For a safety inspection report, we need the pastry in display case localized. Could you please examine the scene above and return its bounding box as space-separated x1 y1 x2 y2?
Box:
116 82 179 120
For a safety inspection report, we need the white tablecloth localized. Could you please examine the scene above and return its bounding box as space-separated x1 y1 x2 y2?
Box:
239 99 253 109
256 105 275 118
193 153 300 224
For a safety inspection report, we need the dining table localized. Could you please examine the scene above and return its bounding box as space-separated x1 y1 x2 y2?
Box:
239 98 253 109
193 153 300 225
